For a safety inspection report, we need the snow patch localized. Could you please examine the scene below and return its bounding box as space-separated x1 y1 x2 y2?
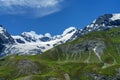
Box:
110 14 120 21
62 27 77 36
0 27 9 39
21 31 44 39
92 19 96 23
93 46 102 62
10 27 79 55
12 35 27 43
0 27 5 34
45 33 51 38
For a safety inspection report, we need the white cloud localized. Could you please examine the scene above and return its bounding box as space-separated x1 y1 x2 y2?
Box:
0 0 64 17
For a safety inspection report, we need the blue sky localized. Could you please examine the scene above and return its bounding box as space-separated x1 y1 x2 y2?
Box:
0 0 120 36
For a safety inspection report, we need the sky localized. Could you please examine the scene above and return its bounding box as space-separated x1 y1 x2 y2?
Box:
0 0 120 36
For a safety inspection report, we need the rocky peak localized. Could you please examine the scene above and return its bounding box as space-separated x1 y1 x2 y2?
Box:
62 27 78 36
82 13 120 34
20 31 52 42
94 14 120 26
0 25 14 54
0 25 14 44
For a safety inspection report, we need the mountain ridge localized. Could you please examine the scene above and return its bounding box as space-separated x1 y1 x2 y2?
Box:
0 25 120 80
0 13 120 55
0 13 120 80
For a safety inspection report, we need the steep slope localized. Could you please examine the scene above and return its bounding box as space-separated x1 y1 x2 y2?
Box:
39 27 120 79
0 13 119 55
82 14 120 34
6 27 81 55
0 25 14 56
3 13 120 55
41 27 120 63
0 27 120 80
0 13 120 80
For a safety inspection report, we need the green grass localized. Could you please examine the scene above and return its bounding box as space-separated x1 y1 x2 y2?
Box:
0 55 120 80
0 27 120 80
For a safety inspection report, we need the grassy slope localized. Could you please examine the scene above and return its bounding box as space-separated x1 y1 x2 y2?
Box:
41 27 120 63
0 27 120 80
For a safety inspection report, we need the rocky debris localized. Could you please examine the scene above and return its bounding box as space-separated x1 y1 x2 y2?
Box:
23 76 62 80
64 73 70 80
60 39 106 62
61 39 105 54
91 73 120 80
0 78 7 80
110 31 120 37
15 59 40 76
48 77 60 80
21 76 33 80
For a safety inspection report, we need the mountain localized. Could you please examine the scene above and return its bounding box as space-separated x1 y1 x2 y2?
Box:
0 24 120 80
1 13 120 55
0 13 120 80
0 25 14 56
81 14 120 34
4 27 80 55
41 27 120 62
38 27 120 80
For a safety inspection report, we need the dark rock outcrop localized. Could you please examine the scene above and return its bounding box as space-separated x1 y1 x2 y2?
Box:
82 14 120 34
0 25 14 54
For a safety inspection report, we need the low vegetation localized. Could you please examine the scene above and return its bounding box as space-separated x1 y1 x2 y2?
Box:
0 27 120 80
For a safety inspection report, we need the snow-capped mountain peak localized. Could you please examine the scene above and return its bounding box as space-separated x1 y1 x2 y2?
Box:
44 33 51 38
62 27 77 36
7 27 81 55
0 26 6 34
110 14 120 21
21 31 43 39
1 13 120 55
82 13 120 35
20 31 52 43
0 25 15 54
0 25 14 44
0 26 9 39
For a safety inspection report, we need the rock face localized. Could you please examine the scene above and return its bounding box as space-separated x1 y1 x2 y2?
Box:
0 26 14 44
59 39 105 62
0 25 14 55
64 73 70 80
68 40 105 53
6 59 40 77
0 78 6 80
9 27 80 55
16 59 40 75
82 14 120 34
91 73 120 80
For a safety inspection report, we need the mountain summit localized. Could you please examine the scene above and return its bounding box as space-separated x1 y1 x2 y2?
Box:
82 14 120 34
0 13 120 55
4 26 80 55
0 25 14 55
